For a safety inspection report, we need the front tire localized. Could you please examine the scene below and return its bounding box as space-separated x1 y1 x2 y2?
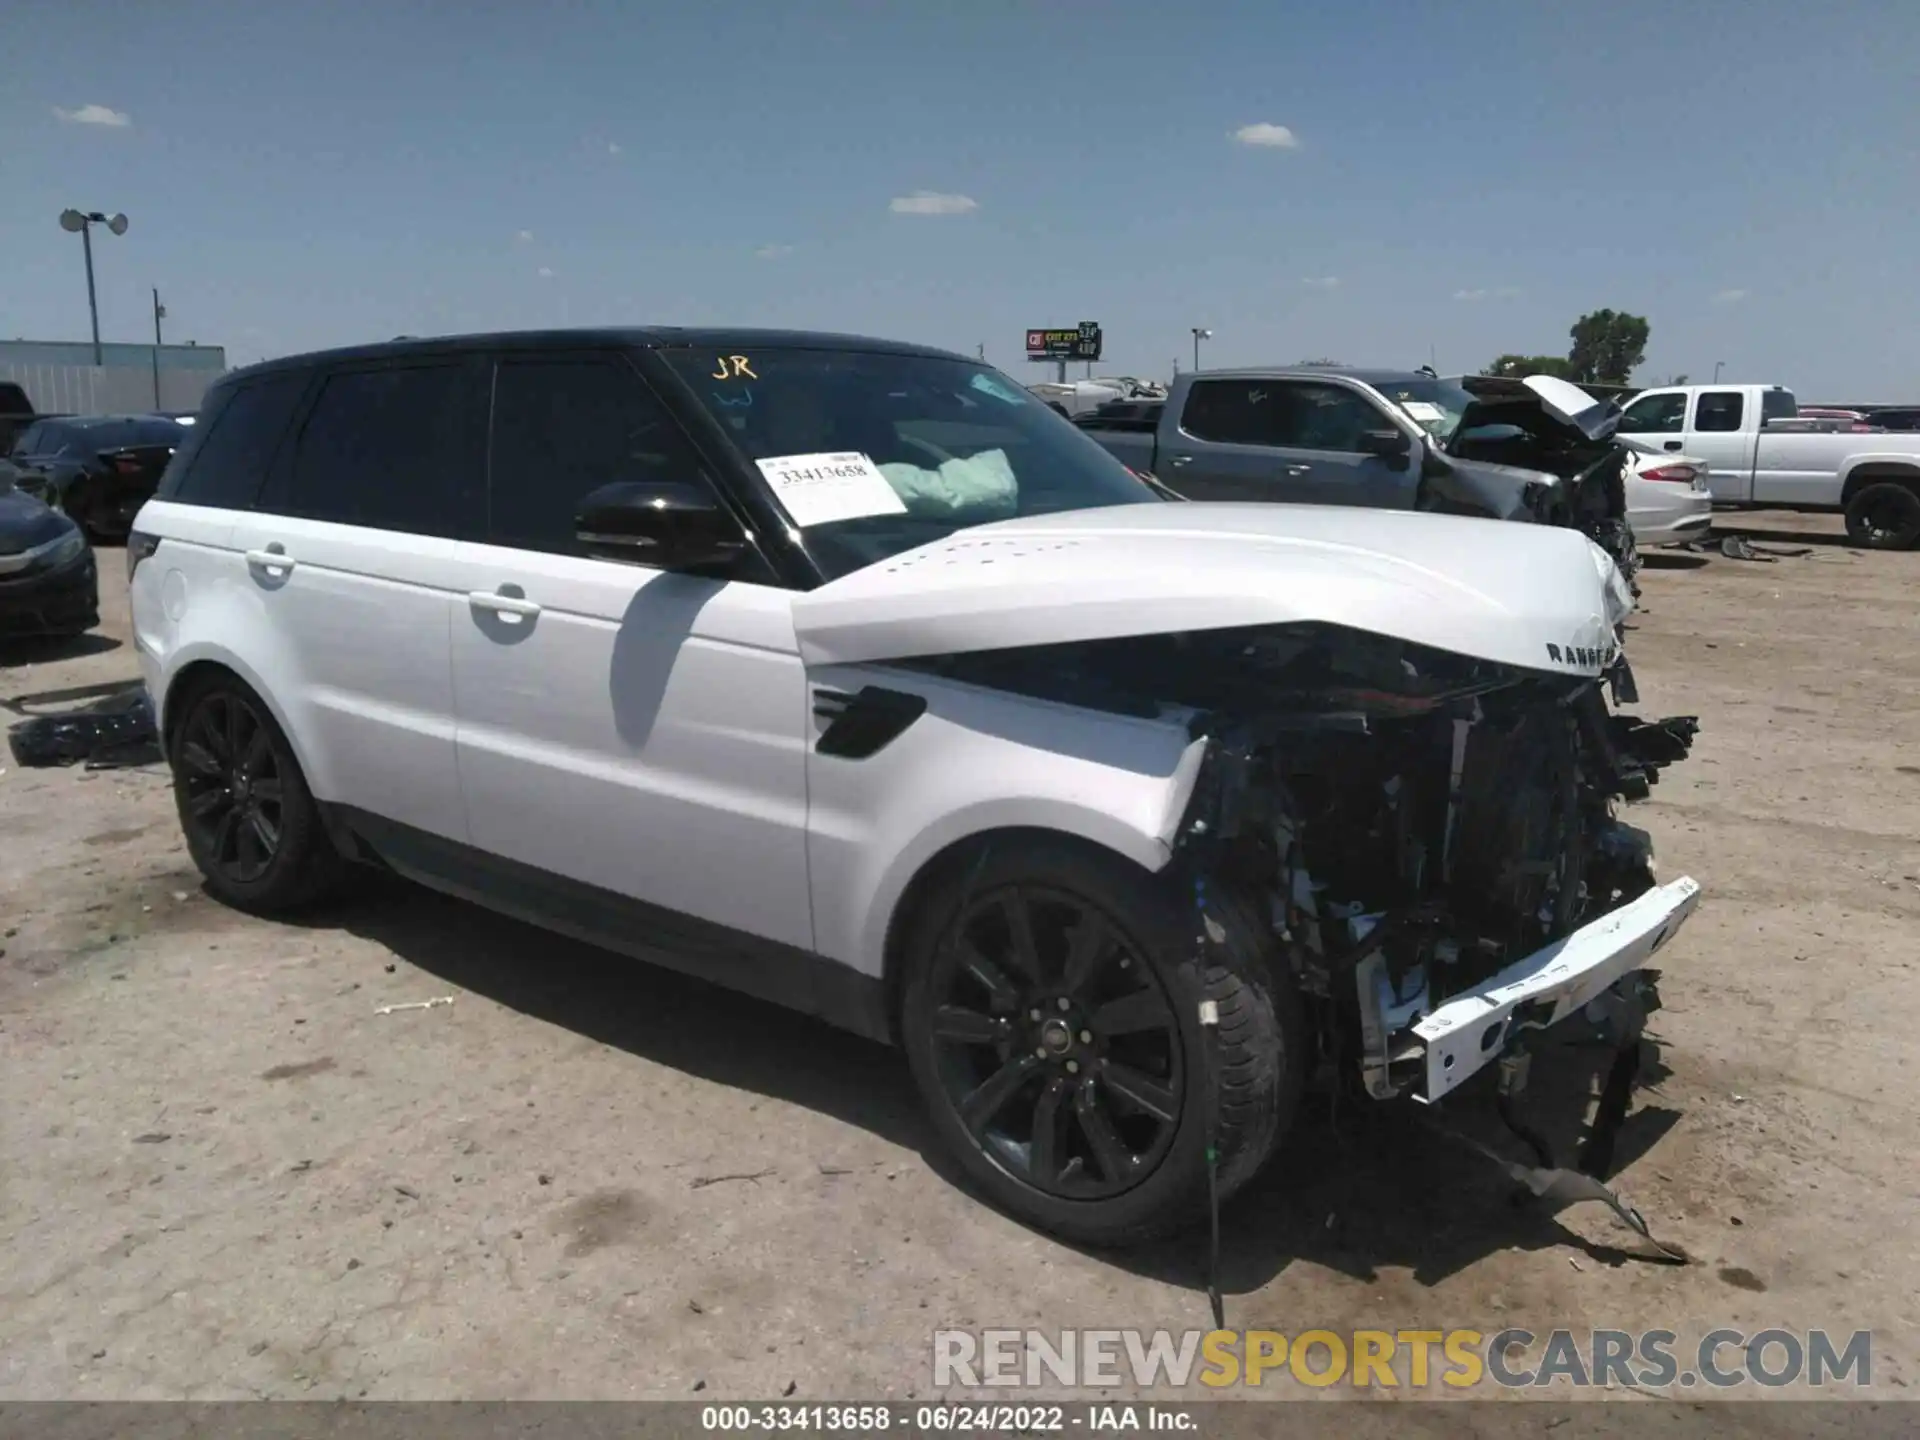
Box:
168 672 345 914
1844 481 1920 550
899 836 1302 1247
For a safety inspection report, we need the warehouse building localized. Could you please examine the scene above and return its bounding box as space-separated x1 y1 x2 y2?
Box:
0 338 228 416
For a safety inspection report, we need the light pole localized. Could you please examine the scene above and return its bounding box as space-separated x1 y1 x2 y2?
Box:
1713 360 1725 383
1191 327 1212 373
58 209 129 367
151 289 168 408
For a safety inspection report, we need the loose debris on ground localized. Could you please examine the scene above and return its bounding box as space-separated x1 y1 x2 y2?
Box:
7 693 161 770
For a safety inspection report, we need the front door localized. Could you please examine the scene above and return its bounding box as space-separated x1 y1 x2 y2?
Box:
1165 378 1412 508
447 352 815 951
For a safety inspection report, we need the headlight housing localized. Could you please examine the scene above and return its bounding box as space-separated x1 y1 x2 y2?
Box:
47 527 87 569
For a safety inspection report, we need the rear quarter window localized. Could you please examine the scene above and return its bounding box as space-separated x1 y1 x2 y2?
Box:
157 371 310 509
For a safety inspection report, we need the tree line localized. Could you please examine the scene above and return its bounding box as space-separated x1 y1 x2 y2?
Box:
1484 309 1655 387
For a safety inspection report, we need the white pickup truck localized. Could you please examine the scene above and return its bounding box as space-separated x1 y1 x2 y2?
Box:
1617 384 1920 548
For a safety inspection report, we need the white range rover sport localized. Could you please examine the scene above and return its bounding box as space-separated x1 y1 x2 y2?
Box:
129 329 1701 1245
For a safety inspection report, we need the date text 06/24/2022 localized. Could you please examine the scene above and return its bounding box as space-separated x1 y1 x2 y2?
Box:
700 1404 1193 1432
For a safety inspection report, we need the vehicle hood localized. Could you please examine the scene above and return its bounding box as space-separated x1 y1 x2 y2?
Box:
0 477 72 552
1455 374 1622 446
793 503 1628 678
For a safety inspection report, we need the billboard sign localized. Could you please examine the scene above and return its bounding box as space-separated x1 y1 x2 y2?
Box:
1025 322 1102 363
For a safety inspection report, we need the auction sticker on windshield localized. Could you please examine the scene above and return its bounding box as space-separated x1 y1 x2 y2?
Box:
755 451 908 527
1400 400 1446 423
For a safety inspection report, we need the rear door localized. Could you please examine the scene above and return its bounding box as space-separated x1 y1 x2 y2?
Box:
445 349 814 950
1162 378 1410 507
1742 389 1833 505
227 357 485 843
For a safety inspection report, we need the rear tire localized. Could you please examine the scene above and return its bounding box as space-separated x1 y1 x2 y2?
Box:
167 671 346 914
1844 481 1920 550
898 835 1302 1247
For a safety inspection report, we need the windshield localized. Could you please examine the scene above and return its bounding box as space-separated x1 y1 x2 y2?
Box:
1370 377 1479 441
662 347 1160 580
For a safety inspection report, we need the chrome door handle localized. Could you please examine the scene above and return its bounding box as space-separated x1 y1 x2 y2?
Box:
1284 464 1312 476
1167 454 1194 467
469 590 542 622
245 547 295 575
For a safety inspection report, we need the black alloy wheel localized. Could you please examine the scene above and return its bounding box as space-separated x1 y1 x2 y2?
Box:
177 689 285 884
1844 481 1920 551
926 882 1184 1201
901 837 1300 1246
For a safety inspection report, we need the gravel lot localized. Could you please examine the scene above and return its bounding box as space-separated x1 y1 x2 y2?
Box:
3 514 1917 1403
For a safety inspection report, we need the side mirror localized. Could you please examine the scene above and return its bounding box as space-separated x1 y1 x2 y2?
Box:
575 479 747 572
1359 427 1414 470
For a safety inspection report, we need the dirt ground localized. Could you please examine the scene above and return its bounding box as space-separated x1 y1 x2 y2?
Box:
2 513 1917 1404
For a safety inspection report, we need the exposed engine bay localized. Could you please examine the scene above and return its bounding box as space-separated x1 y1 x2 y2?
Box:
907 620 1698 1102
1445 381 1642 597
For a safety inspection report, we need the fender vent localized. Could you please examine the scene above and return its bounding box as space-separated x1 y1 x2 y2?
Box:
813 685 928 760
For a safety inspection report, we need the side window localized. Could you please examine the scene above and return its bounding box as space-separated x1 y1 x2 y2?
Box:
1265 382 1380 453
1694 391 1745 432
1619 393 1686 434
1179 381 1278 445
1761 390 1798 424
282 364 474 535
158 372 309 508
486 356 712 556
11 421 43 457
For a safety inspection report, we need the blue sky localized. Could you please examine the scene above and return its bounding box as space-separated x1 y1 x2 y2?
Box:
4 0 1917 397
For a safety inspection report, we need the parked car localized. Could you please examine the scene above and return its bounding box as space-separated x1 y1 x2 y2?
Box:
1865 407 1920 433
7 414 192 541
1621 442 1714 546
128 329 1699 1245
0 382 44 453
1074 367 1640 588
0 459 98 640
1617 385 1920 549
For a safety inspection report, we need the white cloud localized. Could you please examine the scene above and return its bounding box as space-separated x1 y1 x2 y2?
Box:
1454 288 1489 302
754 244 794 260
607 141 623 156
1714 288 1749 304
1232 122 1299 149
1455 285 1520 301
889 190 978 216
537 266 555 279
1301 276 1341 290
514 229 535 245
54 103 131 128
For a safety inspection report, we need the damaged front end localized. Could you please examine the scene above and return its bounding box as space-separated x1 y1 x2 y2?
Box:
1447 375 1641 597
1170 624 1698 1107
919 622 1700 1109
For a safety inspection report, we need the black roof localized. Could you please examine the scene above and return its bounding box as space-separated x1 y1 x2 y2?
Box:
228 327 975 384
